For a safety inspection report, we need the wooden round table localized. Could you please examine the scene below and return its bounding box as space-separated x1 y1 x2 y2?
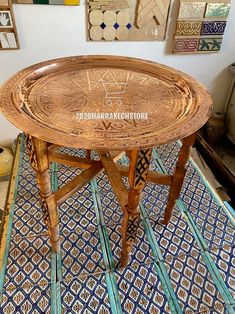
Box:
0 56 212 266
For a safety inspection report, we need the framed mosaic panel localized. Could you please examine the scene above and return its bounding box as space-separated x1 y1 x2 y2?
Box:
13 0 79 5
87 0 171 41
173 0 231 54
0 0 19 50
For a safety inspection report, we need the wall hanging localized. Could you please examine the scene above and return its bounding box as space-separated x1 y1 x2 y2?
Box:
87 0 171 41
14 0 80 5
173 0 231 54
0 0 19 49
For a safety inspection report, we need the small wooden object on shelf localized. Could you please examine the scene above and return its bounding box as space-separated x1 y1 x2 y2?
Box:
0 0 19 50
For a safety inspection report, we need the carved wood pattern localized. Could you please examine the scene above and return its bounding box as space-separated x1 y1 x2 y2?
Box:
41 198 51 227
24 134 60 252
134 148 152 189
24 133 38 171
126 215 140 242
121 148 152 267
0 56 212 150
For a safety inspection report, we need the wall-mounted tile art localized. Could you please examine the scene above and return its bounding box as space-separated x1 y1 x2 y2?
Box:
87 0 171 41
14 0 79 5
173 0 231 54
0 0 19 49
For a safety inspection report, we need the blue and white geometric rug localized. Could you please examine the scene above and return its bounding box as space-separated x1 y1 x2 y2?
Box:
0 134 234 314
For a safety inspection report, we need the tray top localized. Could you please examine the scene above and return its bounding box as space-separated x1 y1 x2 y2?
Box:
0 55 212 150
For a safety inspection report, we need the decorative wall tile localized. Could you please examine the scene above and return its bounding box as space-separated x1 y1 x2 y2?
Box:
114 263 169 313
0 10 12 27
210 246 235 299
205 3 231 18
176 21 202 36
201 21 226 35
89 10 103 25
174 38 199 53
89 25 103 41
89 0 129 11
88 8 132 41
15 0 79 5
117 10 130 25
165 252 225 313
173 0 231 54
198 37 222 51
87 0 171 41
178 1 206 19
61 275 111 313
103 10 116 25
1 137 234 314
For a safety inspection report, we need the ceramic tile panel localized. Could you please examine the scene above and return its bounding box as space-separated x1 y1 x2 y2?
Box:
164 252 225 313
201 20 227 35
176 21 202 36
60 228 105 280
209 246 235 299
205 2 231 18
60 274 111 313
15 0 79 5
87 0 171 41
1 283 52 313
198 37 223 51
178 1 206 19
174 37 199 53
173 0 231 54
3 236 51 288
114 263 170 313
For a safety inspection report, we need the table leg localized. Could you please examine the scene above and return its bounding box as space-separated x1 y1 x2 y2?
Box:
121 149 152 267
163 133 196 224
25 134 60 252
86 150 91 159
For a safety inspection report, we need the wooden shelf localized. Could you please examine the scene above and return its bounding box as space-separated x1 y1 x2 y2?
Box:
0 0 19 50
0 47 18 50
0 27 14 31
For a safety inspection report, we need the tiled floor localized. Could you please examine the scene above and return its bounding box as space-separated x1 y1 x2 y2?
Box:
0 135 234 314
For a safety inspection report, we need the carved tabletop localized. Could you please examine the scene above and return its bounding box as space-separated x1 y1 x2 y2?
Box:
0 55 212 150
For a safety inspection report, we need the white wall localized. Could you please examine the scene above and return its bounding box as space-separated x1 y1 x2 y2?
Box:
1 1 235 145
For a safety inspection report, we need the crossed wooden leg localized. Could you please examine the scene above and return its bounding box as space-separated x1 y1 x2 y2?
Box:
25 134 60 252
120 149 152 267
163 133 196 224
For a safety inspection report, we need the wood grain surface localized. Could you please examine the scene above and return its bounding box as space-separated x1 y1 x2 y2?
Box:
0 55 212 150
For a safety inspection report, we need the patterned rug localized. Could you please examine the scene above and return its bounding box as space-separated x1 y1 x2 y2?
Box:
0 134 234 314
